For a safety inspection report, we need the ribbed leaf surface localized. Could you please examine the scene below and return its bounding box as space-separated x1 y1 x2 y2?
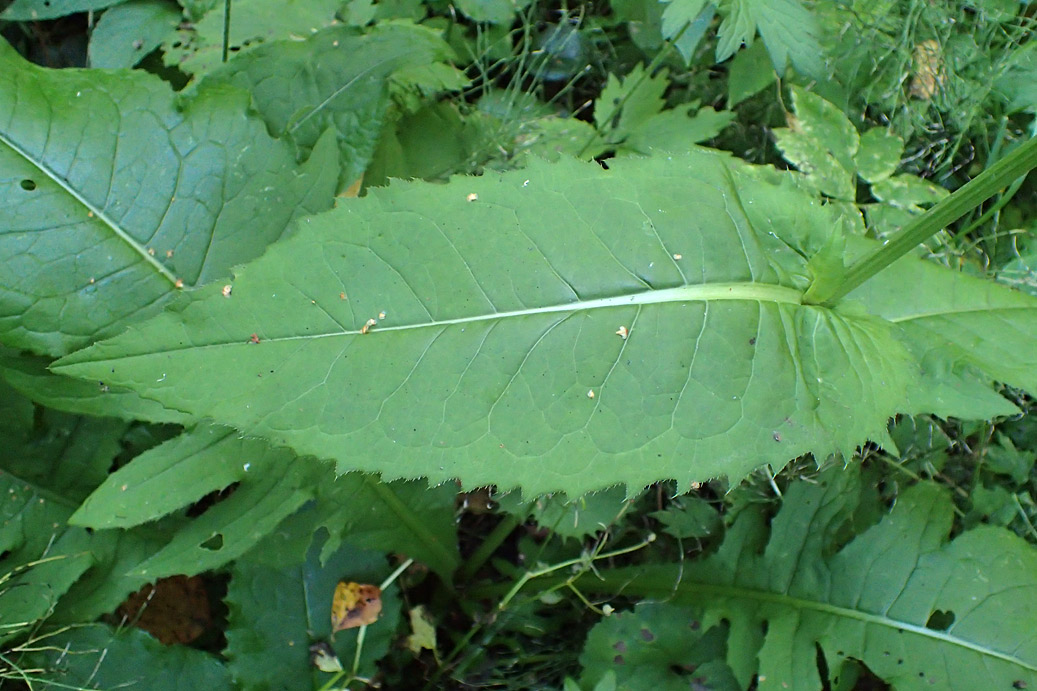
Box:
0 41 338 356
56 153 917 494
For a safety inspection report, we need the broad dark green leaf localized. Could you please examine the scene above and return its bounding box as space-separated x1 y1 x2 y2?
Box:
26 624 231 690
88 0 182 69
56 152 979 495
226 540 398 690
0 40 338 356
200 23 460 186
0 381 127 639
593 467 1037 690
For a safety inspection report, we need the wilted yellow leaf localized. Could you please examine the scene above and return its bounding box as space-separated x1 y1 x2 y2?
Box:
331 581 382 632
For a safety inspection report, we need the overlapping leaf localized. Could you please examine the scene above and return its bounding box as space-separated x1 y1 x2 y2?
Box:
0 40 338 356
199 23 462 186
584 467 1037 690
56 152 928 495
24 625 231 689
225 540 399 690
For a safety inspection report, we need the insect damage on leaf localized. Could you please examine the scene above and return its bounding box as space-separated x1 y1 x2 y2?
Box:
331 581 382 632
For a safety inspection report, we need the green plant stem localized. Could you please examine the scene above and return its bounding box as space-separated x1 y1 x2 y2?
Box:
222 0 232 64
807 136 1037 306
457 513 521 582
959 173 1025 238
364 477 458 587
575 21 690 158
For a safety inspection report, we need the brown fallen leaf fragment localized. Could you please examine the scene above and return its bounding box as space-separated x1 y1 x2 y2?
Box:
910 39 943 100
331 582 382 632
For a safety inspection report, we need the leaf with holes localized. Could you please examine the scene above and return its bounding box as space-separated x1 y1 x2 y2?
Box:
583 466 1037 690
0 40 338 356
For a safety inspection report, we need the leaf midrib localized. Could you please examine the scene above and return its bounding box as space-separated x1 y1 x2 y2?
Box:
0 128 177 285
278 282 803 341
55 281 805 365
574 568 1037 672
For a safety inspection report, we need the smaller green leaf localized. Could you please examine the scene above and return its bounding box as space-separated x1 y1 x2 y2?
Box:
0 530 93 643
595 64 667 135
627 106 735 155
659 0 709 45
984 433 1036 484
497 487 631 539
773 86 860 200
315 474 460 579
226 540 399 691
0 349 190 424
0 0 123 20
727 40 776 107
200 23 458 186
454 0 528 24
854 128 904 183
870 174 949 210
650 497 722 540
129 452 317 580
70 424 261 529
715 0 755 64
88 0 182 68
752 0 824 78
163 0 343 74
658 0 715 64
579 602 737 691
27 625 231 689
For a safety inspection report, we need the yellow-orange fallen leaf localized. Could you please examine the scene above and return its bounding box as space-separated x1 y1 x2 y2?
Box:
331 582 382 632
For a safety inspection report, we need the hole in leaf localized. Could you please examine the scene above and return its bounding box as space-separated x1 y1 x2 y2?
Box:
20 179 36 191
200 534 224 551
925 609 954 631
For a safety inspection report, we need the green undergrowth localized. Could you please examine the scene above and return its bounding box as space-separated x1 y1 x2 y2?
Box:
0 0 1036 689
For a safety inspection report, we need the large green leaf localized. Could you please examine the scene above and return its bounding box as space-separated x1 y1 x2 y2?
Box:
574 467 1037 690
55 152 916 494
53 152 1037 495
0 40 339 356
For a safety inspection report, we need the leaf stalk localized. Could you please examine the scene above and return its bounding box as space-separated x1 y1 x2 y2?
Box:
807 136 1037 306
